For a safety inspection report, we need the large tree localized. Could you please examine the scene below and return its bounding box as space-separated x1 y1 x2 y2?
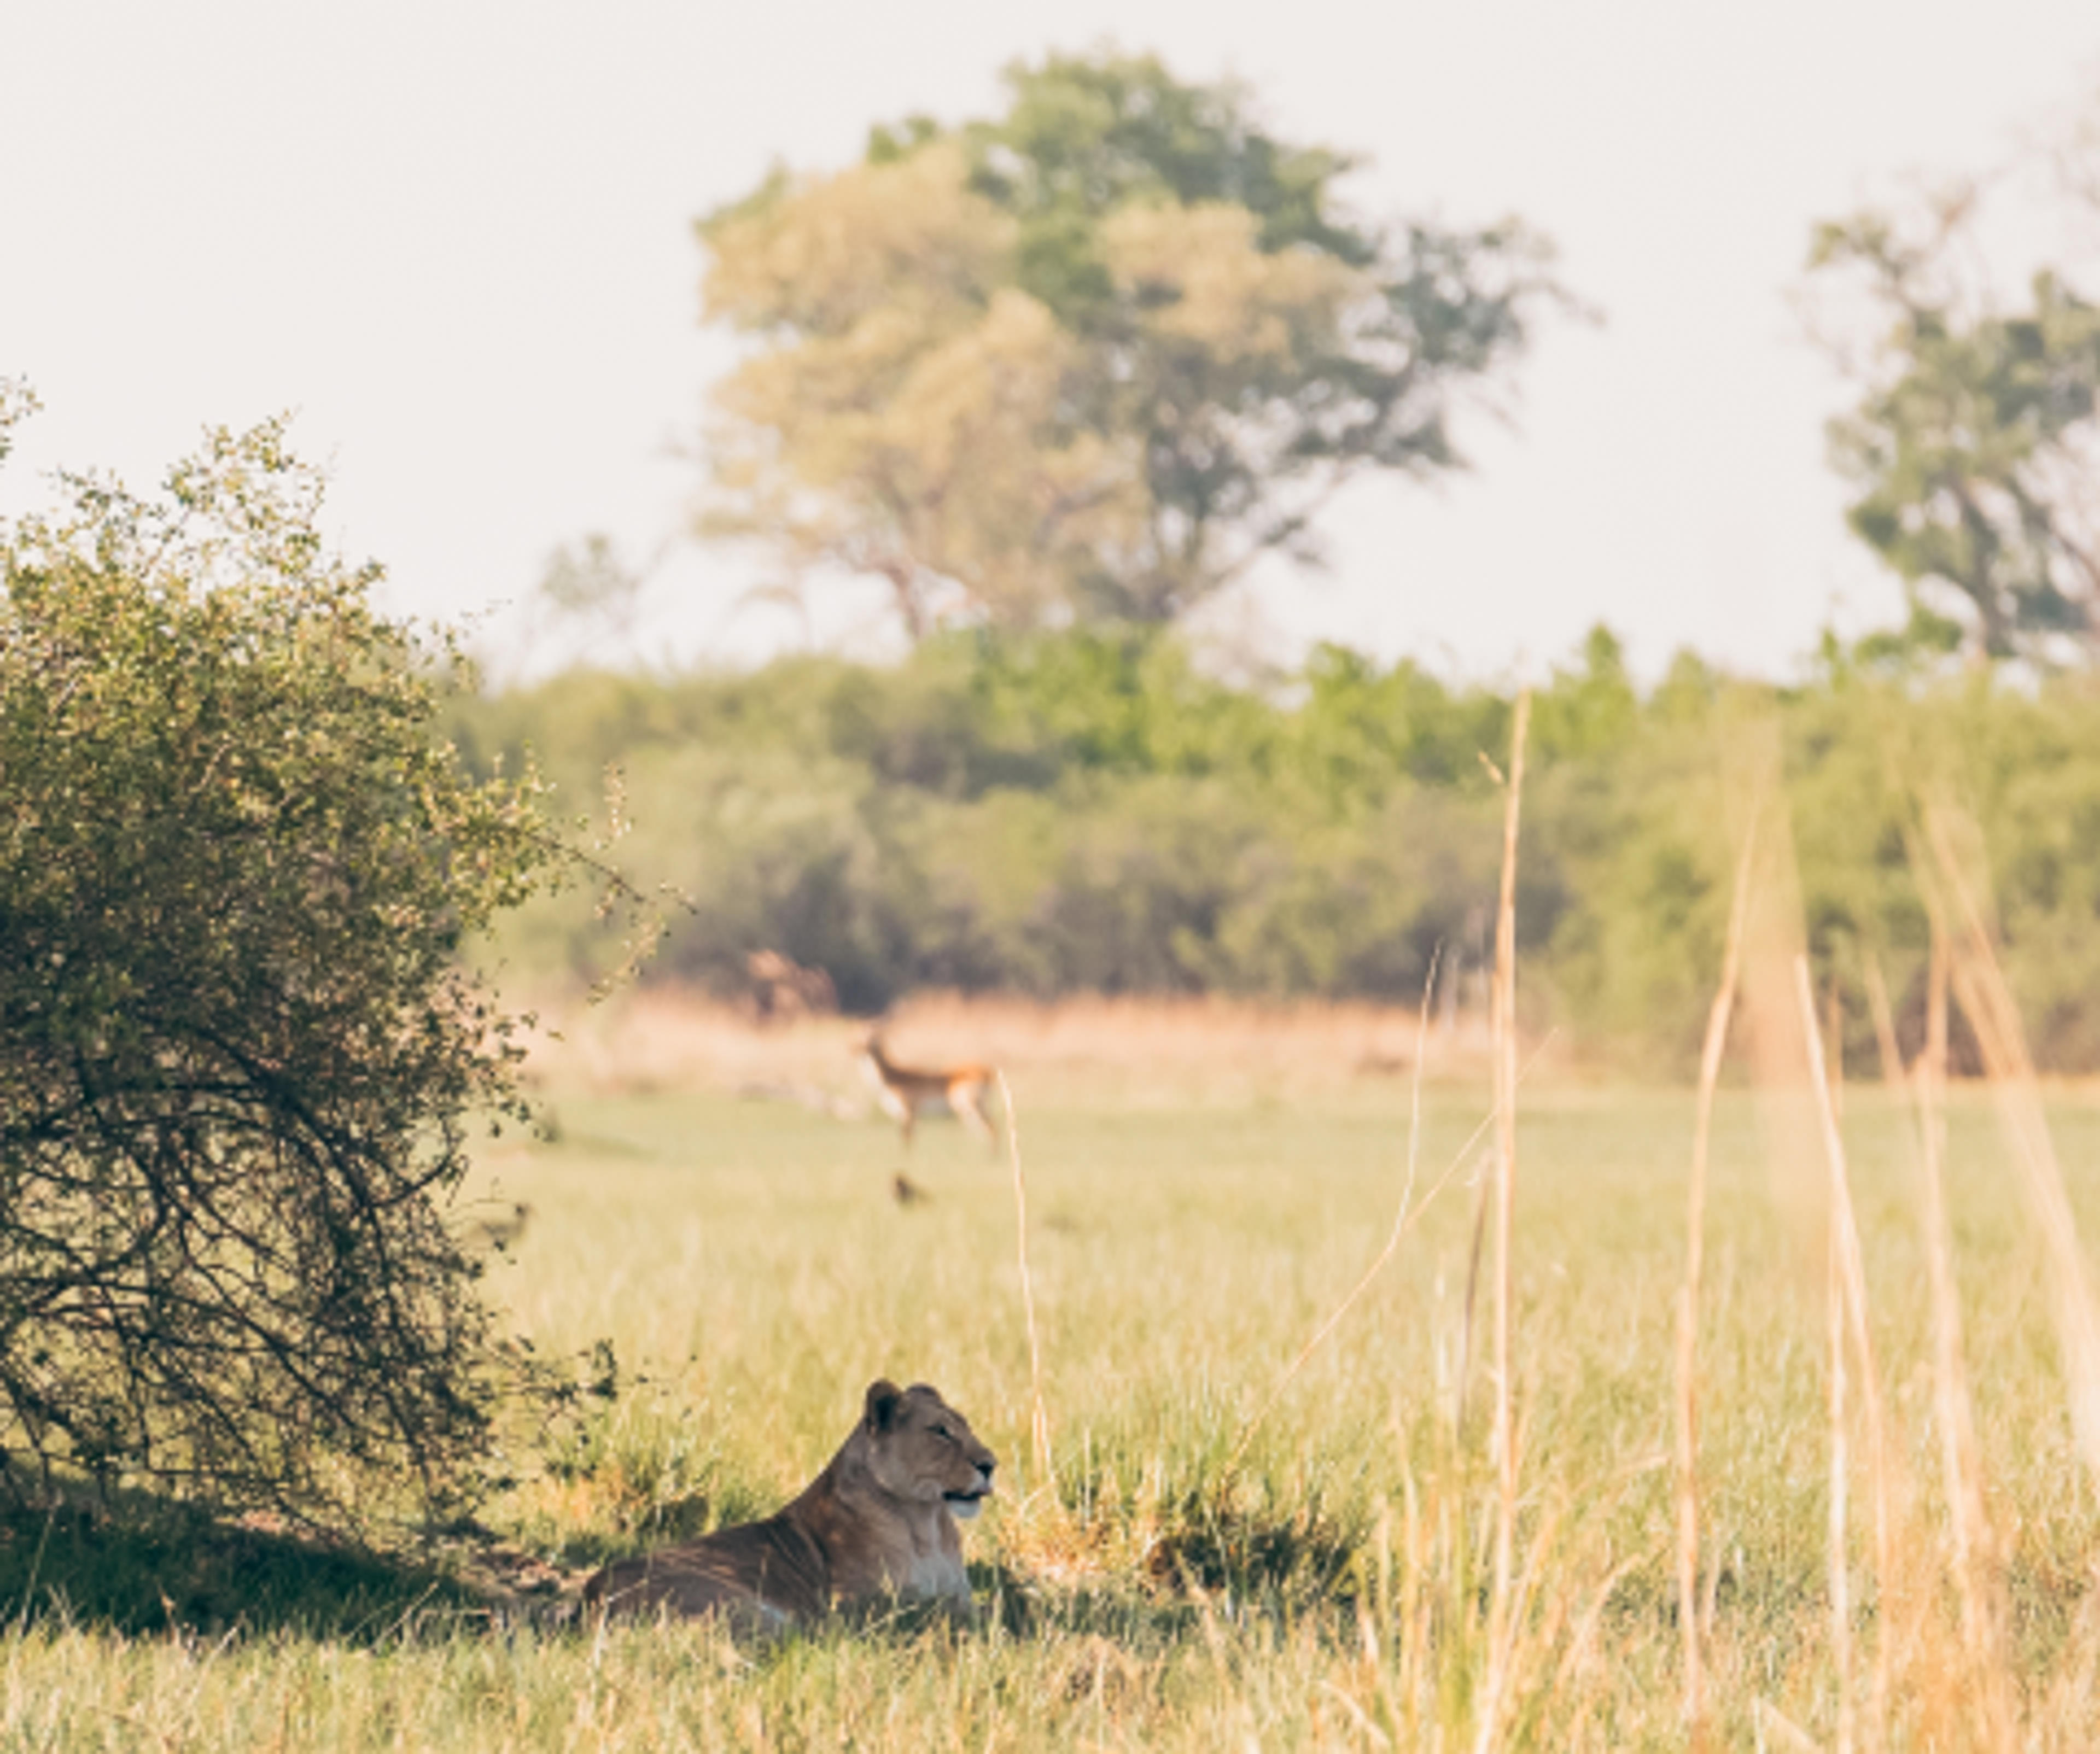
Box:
696 51 1562 636
0 403 624 1531
1809 101 2100 662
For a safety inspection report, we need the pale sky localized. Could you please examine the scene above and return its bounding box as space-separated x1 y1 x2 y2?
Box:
4 1 2097 683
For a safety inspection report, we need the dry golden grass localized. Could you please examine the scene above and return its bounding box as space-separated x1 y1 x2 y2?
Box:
516 984 1537 1108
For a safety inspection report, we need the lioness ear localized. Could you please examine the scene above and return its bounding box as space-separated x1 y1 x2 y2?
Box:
864 1378 904 1433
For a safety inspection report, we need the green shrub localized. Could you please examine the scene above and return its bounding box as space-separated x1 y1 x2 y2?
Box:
0 414 612 1531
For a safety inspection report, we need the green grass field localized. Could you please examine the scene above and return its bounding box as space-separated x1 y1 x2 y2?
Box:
4 1074 2099 1748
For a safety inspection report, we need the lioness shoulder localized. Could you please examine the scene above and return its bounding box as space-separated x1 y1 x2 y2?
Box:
584 1379 996 1632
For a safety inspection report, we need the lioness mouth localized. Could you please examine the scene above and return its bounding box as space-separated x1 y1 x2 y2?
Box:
945 1487 989 1519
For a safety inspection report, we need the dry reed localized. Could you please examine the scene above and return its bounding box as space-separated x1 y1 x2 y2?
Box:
1728 728 1826 1287
1457 1147 1491 1435
1797 951 1898 1751
1860 914 2014 1742
1921 802 2100 1490
1477 689 1530 1754
1913 921 2016 1744
1824 1151 1856 1754
996 1070 1053 1496
1672 808 1758 1744
1858 945 1902 1090
1825 977 1846 1116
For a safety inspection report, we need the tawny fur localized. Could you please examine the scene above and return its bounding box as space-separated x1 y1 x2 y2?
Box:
584 1380 995 1630
860 1036 998 1150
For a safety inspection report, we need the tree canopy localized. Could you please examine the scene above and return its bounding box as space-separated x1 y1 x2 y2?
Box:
0 408 609 1531
696 50 1563 637
1809 101 2100 662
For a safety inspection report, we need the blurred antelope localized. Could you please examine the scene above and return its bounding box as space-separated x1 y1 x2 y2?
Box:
745 949 837 1026
860 1033 998 1151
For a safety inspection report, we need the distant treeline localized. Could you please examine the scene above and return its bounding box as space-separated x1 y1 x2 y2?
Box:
452 626 2100 1072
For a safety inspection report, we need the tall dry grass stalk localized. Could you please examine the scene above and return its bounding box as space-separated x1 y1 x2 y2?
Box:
1796 952 1897 1752
1912 925 2016 1745
996 1071 1053 1495
1850 805 2016 1741
1476 689 1530 1754
1457 1148 1491 1435
1729 733 1827 1284
1825 977 1846 1115
1824 1172 1856 1754
1673 809 1759 1744
1864 926 2013 1740
1858 946 1903 1090
1921 803 2100 1490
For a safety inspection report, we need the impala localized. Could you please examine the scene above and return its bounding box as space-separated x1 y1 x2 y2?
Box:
860 1034 998 1151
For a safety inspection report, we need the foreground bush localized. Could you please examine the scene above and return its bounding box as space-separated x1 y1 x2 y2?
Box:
0 410 592 1531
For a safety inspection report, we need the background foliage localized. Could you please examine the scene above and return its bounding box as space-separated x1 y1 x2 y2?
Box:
458 620 2100 1073
1806 102 2100 662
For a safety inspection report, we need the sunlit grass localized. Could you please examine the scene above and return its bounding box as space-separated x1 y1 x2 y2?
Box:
9 1074 2100 1747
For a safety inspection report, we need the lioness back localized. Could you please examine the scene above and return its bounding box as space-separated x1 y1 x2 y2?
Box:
584 1515 826 1631
585 1378 995 1632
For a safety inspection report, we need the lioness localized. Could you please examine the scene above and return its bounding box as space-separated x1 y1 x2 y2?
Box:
584 1379 996 1632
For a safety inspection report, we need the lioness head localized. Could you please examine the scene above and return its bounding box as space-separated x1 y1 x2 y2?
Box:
860 1379 996 1519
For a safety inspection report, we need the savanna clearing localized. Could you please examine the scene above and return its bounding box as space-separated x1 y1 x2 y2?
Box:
5 1001 2099 1750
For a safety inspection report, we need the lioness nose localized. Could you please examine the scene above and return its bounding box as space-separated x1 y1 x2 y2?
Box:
979 1458 995 1477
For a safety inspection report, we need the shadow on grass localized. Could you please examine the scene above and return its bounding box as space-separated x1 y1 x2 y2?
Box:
0 1468 1390 1654
970 1483 1368 1650
1139 1486 1362 1608
0 1497 499 1642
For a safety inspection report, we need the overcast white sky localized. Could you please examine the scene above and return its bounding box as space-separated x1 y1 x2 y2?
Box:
4 1 2097 682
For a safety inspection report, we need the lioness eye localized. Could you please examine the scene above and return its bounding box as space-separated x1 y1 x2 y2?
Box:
934 1423 952 1440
